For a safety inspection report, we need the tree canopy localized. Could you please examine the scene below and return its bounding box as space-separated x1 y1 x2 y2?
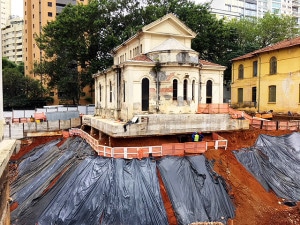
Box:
34 0 300 101
2 58 48 110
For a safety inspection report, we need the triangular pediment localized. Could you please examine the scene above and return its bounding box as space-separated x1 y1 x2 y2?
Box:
142 13 196 38
150 38 193 51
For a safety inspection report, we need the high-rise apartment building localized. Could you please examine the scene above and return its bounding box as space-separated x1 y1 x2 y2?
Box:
24 0 87 78
2 16 24 64
23 0 89 105
0 0 11 28
209 0 300 25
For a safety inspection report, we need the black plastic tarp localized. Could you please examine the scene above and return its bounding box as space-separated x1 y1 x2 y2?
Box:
11 137 235 225
233 132 300 201
11 137 93 223
157 155 235 225
11 138 168 225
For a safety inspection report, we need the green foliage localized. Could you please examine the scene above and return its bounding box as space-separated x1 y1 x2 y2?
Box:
2 58 47 110
226 12 298 52
224 12 299 80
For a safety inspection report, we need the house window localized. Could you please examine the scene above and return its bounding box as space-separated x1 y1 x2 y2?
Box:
238 88 243 103
268 85 276 102
252 87 256 103
270 57 277 75
183 79 188 100
253 61 257 77
238 64 244 79
109 81 112 102
48 2 52 6
206 80 212 103
192 80 195 100
48 12 53 17
123 81 125 102
99 84 101 102
173 79 178 100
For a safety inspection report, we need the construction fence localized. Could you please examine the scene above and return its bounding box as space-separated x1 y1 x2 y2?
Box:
68 128 228 159
4 118 81 139
4 105 94 124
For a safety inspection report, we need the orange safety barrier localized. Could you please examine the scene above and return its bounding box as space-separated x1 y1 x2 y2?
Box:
184 142 206 154
69 129 229 159
197 104 230 114
12 118 20 123
104 146 113 157
288 121 300 131
62 130 70 138
150 146 163 157
138 147 150 159
34 112 46 121
206 141 215 150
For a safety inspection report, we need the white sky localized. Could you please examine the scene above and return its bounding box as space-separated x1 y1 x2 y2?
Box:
10 0 209 18
11 0 23 17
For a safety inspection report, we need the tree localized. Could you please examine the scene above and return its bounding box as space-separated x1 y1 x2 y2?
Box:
223 12 299 81
2 58 47 110
35 0 130 105
226 12 299 56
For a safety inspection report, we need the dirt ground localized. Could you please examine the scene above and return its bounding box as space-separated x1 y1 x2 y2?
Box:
10 128 300 225
206 129 300 225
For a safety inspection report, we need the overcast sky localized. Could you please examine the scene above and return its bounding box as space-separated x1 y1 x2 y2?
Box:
10 0 209 18
11 0 23 17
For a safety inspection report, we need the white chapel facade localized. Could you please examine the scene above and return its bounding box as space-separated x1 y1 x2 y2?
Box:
93 13 225 121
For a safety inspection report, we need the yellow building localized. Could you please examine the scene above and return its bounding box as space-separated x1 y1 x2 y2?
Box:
231 36 300 114
23 0 91 105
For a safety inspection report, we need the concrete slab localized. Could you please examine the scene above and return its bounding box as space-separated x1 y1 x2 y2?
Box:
0 139 17 177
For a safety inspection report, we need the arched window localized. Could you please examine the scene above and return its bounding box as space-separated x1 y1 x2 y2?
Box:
206 80 212 103
238 64 244 79
173 79 178 100
142 78 149 111
109 81 112 102
99 84 101 102
192 80 195 100
183 79 188 100
123 80 125 102
270 57 277 75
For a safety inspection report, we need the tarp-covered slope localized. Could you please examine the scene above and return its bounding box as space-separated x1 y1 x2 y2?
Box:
233 132 300 202
157 156 235 225
11 137 235 225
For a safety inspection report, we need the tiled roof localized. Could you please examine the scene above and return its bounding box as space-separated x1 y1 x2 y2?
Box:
232 36 300 61
130 54 153 62
199 59 224 67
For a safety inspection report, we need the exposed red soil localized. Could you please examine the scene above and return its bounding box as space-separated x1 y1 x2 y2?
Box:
10 129 300 225
205 128 300 225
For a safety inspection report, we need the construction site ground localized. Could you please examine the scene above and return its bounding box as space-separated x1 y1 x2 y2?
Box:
10 128 300 225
